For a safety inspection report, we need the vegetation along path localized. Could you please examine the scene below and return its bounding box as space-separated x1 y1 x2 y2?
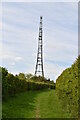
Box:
3 90 71 118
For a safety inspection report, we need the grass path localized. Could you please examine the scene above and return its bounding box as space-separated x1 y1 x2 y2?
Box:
35 90 71 118
2 90 71 118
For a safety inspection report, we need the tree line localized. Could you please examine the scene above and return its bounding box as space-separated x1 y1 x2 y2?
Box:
1 67 55 101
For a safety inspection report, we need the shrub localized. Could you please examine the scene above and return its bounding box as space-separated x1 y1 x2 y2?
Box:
56 57 78 117
2 67 55 100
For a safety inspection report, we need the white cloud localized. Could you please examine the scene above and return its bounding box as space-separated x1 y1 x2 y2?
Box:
0 47 23 67
44 62 66 82
2 55 23 62
1 2 78 81
11 62 15 66
14 57 23 61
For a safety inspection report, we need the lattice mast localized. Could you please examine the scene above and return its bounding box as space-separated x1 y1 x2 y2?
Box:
35 16 44 77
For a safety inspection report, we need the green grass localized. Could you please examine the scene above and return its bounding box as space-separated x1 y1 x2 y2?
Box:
2 90 71 118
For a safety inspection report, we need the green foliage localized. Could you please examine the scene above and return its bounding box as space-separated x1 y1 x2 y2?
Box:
2 67 9 100
31 76 47 82
56 57 79 117
17 73 26 80
2 67 55 100
78 55 80 117
2 90 71 118
25 73 33 79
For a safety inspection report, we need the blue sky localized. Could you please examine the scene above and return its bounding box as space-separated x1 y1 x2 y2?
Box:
0 2 78 81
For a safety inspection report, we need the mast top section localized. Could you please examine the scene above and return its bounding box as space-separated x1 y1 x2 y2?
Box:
40 16 42 19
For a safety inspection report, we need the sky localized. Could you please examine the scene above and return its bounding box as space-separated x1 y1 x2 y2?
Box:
1 0 79 2
0 2 78 82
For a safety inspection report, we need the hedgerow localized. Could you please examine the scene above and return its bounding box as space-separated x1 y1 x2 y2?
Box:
1 67 55 101
56 57 79 117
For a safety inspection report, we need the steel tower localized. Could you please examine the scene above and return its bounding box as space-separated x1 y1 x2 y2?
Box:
35 16 44 77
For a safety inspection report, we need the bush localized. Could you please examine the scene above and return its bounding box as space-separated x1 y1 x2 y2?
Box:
56 57 78 117
2 68 55 100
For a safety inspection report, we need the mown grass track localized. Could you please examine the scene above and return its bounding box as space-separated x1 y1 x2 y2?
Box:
2 90 71 118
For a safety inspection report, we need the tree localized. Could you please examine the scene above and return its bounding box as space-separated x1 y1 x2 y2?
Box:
25 73 33 80
18 73 26 80
2 67 8 81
